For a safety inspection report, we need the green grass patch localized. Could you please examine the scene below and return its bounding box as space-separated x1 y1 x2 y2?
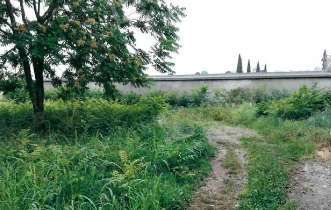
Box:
0 100 214 210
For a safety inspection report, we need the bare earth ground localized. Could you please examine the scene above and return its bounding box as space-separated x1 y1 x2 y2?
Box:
189 125 257 210
288 146 331 210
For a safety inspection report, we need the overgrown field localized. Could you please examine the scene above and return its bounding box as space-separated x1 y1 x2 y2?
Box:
1 86 331 209
0 97 213 210
165 86 331 210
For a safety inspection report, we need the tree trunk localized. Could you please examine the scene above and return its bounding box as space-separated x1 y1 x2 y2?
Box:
32 57 45 130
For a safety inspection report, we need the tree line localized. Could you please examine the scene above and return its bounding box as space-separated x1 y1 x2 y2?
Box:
236 54 267 73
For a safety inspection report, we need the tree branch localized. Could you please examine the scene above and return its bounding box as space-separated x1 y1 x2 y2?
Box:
0 17 13 30
38 0 41 16
40 2 58 23
33 0 41 20
0 28 9 36
19 0 28 25
4 0 17 28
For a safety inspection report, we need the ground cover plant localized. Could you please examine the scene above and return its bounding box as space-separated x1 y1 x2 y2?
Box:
0 97 213 210
158 86 331 210
1 86 330 209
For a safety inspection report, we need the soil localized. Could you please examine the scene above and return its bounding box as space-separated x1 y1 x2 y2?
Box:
288 147 331 210
189 125 257 210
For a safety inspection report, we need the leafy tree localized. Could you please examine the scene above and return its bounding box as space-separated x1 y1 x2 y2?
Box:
0 0 184 126
256 61 261 73
247 59 251 73
236 54 243 73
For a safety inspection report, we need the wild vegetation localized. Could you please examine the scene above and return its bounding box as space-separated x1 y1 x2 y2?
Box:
1 85 331 209
0 0 184 127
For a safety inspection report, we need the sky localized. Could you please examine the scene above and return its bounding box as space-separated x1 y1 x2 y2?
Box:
159 0 331 75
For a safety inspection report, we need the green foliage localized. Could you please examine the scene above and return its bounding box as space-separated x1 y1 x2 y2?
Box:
117 92 142 105
307 108 331 128
264 86 331 120
0 79 22 94
1 0 185 113
0 123 212 210
237 54 243 73
4 86 30 103
0 97 166 136
160 86 209 107
0 99 213 209
256 62 261 73
212 88 288 106
247 60 251 73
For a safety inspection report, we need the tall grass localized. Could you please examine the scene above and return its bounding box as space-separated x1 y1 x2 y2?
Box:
0 99 213 209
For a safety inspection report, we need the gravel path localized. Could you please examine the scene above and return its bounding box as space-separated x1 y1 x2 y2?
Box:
289 146 331 210
189 125 257 210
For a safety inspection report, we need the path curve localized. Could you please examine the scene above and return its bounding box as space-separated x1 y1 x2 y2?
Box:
189 125 257 210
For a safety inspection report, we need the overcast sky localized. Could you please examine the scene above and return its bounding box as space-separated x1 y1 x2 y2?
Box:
160 0 331 75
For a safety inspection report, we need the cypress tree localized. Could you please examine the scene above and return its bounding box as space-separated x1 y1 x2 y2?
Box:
264 64 267 72
322 50 328 71
256 62 261 73
236 54 243 73
247 60 251 73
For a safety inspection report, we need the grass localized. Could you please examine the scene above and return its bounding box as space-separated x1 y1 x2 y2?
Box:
213 104 327 210
0 100 214 210
223 149 242 175
166 103 329 210
2 86 331 209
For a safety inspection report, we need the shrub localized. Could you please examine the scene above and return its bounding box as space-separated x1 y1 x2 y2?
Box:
5 87 30 103
191 86 209 106
0 97 166 136
256 101 272 116
156 86 209 108
226 88 253 105
307 108 331 128
117 92 141 105
270 86 331 120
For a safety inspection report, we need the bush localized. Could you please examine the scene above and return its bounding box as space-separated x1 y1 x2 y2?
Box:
5 87 30 103
307 108 331 128
269 86 331 120
158 86 209 108
45 87 105 101
0 97 166 136
117 92 142 105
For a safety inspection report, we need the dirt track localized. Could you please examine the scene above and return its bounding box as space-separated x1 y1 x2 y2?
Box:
289 147 331 210
189 125 257 210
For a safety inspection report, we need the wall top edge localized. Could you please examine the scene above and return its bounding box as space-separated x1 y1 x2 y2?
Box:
43 72 331 82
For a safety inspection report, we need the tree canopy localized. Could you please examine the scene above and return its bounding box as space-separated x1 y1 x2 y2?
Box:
256 61 260 73
236 54 243 73
247 59 251 73
0 0 185 122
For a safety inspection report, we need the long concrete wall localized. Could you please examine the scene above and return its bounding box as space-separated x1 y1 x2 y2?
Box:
115 72 331 94
44 72 331 94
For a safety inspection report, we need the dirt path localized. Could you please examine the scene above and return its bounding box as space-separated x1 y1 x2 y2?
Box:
189 125 257 210
289 146 331 210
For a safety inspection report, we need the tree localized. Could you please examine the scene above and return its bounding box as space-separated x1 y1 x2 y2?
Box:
201 70 208 75
247 59 251 73
322 50 328 71
236 54 243 73
0 0 185 126
256 61 261 73
264 64 267 72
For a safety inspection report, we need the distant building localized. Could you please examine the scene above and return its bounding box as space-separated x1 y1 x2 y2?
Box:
322 50 331 72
